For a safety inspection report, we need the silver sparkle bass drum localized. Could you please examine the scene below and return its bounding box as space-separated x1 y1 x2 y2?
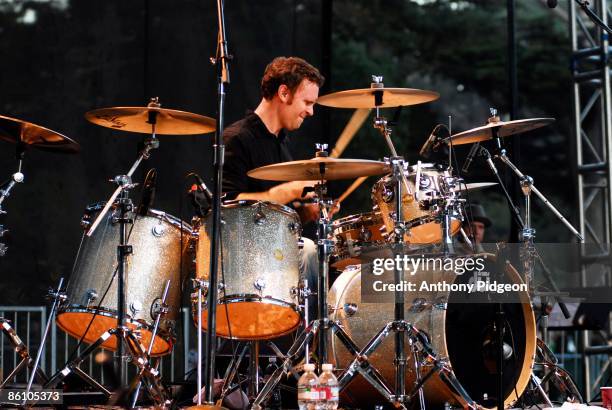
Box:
328 256 536 409
194 200 302 340
56 204 190 356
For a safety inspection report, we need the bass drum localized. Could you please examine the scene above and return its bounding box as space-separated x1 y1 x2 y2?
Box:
328 258 536 409
57 207 190 357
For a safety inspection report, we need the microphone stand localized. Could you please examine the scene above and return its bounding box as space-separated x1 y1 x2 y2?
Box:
194 0 230 407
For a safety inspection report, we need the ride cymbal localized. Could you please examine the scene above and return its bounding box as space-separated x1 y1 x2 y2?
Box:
447 118 554 146
248 157 390 181
0 115 79 153
85 106 216 135
317 87 439 109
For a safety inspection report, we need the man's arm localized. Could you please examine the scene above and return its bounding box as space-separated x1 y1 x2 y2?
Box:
235 180 314 204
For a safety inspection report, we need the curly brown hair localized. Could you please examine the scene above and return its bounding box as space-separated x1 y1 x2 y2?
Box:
260 57 325 100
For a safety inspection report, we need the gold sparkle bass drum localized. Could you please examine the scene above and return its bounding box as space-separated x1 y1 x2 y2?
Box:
328 254 536 409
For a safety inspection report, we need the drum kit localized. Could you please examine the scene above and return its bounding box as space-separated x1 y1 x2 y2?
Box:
0 75 585 409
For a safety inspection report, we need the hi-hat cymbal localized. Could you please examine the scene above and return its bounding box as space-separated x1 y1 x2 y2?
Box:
454 182 498 192
447 118 555 145
248 157 390 181
85 107 216 135
317 87 439 109
0 115 79 153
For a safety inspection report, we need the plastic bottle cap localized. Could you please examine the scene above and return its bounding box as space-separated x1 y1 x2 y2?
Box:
304 363 315 371
322 363 333 371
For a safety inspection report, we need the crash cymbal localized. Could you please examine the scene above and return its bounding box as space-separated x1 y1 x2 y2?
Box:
0 115 79 153
454 182 498 192
85 107 216 135
317 87 439 109
447 118 555 146
248 157 390 181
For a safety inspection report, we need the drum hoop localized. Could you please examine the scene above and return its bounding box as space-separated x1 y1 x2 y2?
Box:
333 213 383 232
192 294 298 310
221 199 298 219
147 208 192 232
56 306 175 343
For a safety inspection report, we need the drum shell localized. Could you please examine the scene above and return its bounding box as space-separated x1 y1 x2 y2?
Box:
194 200 302 339
331 212 386 270
57 209 190 356
328 256 536 408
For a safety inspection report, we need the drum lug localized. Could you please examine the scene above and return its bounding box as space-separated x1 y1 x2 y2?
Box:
288 221 301 236
253 278 266 291
409 298 429 313
152 223 166 237
130 300 143 316
254 208 266 225
343 302 358 317
85 289 98 306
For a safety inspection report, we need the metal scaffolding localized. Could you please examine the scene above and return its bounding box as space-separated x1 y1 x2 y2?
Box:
570 0 612 400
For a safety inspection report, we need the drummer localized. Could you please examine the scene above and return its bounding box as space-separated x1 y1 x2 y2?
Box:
222 56 325 312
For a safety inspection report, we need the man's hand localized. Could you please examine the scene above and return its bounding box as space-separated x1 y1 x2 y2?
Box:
269 180 316 204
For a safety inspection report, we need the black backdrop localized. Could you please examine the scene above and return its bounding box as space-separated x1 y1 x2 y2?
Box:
0 1 325 304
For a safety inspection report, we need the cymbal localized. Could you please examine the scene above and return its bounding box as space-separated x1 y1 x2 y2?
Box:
447 118 555 145
317 87 439 109
454 182 498 192
85 107 216 135
248 157 390 181
0 115 79 153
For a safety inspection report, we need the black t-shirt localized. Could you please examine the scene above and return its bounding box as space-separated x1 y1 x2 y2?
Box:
222 112 293 199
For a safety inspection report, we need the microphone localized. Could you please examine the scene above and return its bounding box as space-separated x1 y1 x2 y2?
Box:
547 0 558 8
461 142 480 174
419 127 441 159
138 168 157 216
193 174 213 200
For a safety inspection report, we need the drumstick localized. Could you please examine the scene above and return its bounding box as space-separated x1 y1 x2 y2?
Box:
335 176 368 206
330 108 371 158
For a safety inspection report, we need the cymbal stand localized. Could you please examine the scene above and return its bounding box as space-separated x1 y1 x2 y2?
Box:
251 149 369 409
0 143 26 256
342 80 472 408
84 98 160 386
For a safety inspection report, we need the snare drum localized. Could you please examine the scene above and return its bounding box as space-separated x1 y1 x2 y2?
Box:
56 206 190 356
331 212 385 270
372 163 461 244
194 200 302 340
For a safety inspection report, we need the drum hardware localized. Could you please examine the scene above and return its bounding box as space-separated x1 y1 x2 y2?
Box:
452 111 579 410
129 279 172 407
18 278 65 406
44 323 169 405
0 317 49 389
0 116 79 255
251 147 371 409
83 98 163 387
530 338 583 404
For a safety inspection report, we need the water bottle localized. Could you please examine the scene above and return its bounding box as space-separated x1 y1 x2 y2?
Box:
318 363 339 409
297 363 320 410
